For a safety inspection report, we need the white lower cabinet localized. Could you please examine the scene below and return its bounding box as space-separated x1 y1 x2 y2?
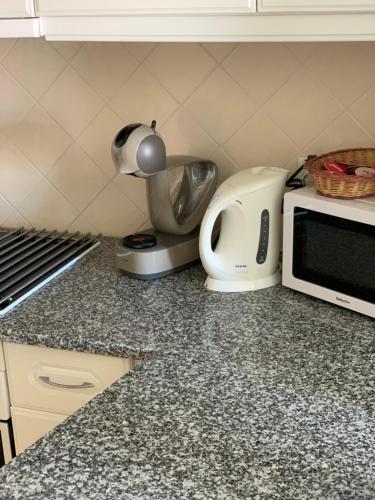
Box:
0 421 13 464
0 372 10 421
0 343 10 421
0 343 5 372
4 342 134 454
11 407 67 454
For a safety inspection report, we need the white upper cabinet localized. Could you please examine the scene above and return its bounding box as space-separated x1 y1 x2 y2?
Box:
258 0 375 13
0 0 35 18
35 0 375 41
36 0 256 15
0 0 39 37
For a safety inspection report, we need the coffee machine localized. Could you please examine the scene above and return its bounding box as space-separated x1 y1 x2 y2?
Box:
112 121 218 280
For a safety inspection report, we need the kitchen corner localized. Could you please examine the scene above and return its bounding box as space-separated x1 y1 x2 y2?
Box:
1 2 375 498
0 239 373 499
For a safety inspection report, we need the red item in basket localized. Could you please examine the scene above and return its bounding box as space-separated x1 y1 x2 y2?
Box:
324 161 348 174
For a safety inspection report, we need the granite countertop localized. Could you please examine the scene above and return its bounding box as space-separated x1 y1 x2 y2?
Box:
0 239 374 499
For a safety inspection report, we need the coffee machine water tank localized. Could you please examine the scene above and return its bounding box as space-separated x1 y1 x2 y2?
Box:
199 167 288 292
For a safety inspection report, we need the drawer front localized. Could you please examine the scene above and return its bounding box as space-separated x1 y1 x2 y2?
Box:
258 0 375 13
5 343 132 415
11 406 67 454
0 343 5 371
37 0 255 15
0 371 10 421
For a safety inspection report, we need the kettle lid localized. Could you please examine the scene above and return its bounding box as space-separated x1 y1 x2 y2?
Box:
222 166 288 194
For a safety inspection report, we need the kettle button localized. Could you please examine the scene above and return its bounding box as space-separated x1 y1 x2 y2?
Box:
256 209 270 265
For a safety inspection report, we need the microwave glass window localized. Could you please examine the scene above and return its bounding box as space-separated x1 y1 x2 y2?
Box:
293 207 375 303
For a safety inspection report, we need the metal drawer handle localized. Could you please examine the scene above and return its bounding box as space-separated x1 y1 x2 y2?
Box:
38 376 95 390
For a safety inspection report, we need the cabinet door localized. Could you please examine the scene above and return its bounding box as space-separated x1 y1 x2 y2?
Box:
0 0 35 18
258 0 375 12
11 406 67 454
0 422 13 464
37 0 256 15
0 372 10 421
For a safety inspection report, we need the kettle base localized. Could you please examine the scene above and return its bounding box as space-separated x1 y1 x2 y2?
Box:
204 271 281 292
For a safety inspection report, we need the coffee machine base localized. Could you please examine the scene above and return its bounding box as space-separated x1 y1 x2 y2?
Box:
115 228 200 280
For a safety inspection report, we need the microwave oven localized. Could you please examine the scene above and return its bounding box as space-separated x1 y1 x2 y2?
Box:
283 187 375 318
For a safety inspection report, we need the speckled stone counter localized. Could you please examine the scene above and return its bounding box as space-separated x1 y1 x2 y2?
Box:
0 239 205 358
0 239 374 499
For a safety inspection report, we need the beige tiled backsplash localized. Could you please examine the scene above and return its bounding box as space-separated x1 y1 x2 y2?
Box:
0 39 375 236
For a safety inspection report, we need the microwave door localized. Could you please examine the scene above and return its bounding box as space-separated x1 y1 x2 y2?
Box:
292 207 375 304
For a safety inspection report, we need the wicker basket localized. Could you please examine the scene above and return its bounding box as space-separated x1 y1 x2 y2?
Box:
305 148 375 199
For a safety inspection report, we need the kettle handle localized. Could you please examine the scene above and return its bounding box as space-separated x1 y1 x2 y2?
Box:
199 196 230 273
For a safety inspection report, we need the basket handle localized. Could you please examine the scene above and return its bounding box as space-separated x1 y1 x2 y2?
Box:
303 154 318 171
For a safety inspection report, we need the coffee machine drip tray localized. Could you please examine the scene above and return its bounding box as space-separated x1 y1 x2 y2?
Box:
115 228 200 280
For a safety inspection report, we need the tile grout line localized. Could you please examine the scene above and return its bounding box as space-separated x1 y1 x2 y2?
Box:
107 64 180 131
345 80 375 110
220 47 357 157
293 108 351 156
69 45 143 107
346 110 375 143
218 42 332 149
7 103 74 180
216 67 306 148
1 42 152 232
168 48 235 151
16 175 80 232
0 188 33 229
0 39 17 63
142 44 219 107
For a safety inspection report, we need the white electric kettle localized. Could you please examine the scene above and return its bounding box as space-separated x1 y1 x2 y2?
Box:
199 167 288 292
